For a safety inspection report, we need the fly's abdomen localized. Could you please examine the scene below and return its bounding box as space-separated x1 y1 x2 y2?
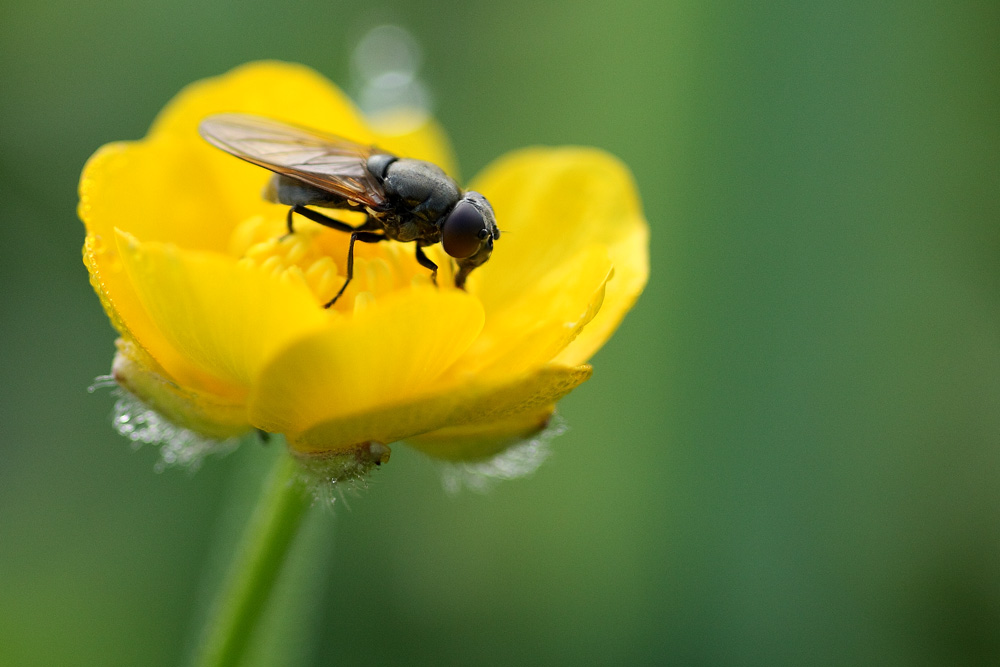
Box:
265 174 352 208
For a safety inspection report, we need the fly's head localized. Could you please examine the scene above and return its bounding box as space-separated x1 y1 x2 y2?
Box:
440 191 500 289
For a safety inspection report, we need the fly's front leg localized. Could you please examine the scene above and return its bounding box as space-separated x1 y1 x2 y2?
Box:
325 231 387 308
414 245 438 286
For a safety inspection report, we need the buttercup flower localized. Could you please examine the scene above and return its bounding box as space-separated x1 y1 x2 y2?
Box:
80 61 648 477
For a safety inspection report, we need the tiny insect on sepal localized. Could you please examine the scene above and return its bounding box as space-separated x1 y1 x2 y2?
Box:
292 441 392 488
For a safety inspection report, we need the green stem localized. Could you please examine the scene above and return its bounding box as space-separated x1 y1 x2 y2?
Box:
190 451 312 667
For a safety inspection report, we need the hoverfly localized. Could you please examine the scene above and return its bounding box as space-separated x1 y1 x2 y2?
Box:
199 113 499 308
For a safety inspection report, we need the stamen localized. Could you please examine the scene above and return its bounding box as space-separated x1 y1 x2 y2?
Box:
354 291 375 314
259 255 282 276
278 265 309 292
229 212 455 309
284 238 309 265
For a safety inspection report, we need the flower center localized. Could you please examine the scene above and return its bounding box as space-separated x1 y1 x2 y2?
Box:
229 212 455 313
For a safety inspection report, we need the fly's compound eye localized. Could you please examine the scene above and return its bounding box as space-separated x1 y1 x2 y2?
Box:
441 201 486 259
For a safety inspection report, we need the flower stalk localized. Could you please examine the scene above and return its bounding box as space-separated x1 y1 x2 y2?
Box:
190 450 311 667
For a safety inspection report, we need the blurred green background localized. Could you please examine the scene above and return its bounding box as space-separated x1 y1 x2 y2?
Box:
2 1 999 665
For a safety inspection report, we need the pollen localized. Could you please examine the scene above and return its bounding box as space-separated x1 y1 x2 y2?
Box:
228 210 454 312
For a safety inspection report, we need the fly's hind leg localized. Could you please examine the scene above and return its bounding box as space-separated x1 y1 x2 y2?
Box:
325 231 387 308
414 245 438 286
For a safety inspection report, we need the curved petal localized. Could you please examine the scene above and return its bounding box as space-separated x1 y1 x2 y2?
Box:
285 364 591 456
248 287 484 436
111 338 251 439
151 60 457 167
83 231 239 398
446 243 611 380
454 147 647 377
468 148 644 307
115 230 329 391
554 222 648 365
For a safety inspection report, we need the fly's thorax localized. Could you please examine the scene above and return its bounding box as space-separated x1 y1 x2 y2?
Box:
366 153 397 180
381 159 462 223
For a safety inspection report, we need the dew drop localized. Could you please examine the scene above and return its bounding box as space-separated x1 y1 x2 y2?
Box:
87 375 117 393
102 389 242 470
437 414 567 495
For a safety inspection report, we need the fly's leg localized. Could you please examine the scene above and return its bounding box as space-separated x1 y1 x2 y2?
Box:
324 231 387 308
454 263 474 291
414 245 438 286
284 204 375 238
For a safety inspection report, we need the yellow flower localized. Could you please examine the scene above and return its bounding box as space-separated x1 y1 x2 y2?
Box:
79 61 648 475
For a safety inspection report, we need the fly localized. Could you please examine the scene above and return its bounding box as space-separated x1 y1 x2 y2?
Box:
199 113 500 307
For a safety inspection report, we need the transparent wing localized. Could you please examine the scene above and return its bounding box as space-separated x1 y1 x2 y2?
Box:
199 113 390 208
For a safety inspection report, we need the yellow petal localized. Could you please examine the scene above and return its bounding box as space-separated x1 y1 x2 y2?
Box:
248 287 484 437
447 147 646 377
83 232 239 398
285 364 591 456
111 338 251 439
151 61 374 145
448 242 611 380
555 213 649 366
115 230 329 390
469 148 644 308
79 139 275 397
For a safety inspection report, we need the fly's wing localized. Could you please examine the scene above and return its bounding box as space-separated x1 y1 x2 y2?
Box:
199 113 390 209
